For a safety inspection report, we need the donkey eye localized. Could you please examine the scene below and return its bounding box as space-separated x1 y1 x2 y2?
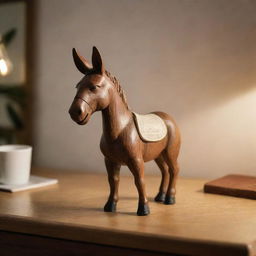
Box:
90 85 97 91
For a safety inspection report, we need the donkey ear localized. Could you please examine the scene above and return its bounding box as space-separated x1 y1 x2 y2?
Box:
92 46 105 74
72 48 92 74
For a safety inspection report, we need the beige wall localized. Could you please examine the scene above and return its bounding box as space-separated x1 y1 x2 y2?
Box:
33 0 256 178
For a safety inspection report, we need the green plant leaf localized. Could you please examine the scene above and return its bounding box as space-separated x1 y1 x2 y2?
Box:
0 84 26 106
6 103 24 130
1 28 17 46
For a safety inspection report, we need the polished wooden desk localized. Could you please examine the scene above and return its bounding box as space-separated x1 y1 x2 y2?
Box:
0 168 255 256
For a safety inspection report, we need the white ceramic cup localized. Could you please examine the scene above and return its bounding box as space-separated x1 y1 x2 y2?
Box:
0 145 32 185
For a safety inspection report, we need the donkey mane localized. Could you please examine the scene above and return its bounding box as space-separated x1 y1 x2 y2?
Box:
105 70 130 110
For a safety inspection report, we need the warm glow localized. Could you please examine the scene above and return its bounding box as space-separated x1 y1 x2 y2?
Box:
180 86 256 178
0 58 8 76
0 43 12 76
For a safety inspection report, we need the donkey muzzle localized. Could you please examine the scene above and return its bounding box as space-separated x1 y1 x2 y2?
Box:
69 98 91 125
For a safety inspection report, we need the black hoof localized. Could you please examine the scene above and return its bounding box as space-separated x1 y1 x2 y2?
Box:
164 195 176 205
137 203 150 216
154 192 166 202
104 201 117 212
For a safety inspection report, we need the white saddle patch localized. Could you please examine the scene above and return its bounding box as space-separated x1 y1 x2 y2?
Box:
133 112 167 142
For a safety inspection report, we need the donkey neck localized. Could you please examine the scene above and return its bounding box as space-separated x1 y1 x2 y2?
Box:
101 90 132 140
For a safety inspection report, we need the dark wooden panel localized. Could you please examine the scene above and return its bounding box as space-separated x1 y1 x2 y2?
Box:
0 230 182 256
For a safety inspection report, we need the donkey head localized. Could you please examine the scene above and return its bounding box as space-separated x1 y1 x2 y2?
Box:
69 47 112 125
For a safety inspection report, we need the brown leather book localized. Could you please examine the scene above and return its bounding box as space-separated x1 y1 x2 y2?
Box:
204 174 256 200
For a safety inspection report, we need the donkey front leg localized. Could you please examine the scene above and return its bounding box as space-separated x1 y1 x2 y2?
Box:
104 158 121 212
128 158 150 216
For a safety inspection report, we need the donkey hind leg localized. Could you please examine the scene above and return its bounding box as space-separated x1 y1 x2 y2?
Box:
104 157 121 212
128 158 150 216
154 155 169 202
163 153 180 205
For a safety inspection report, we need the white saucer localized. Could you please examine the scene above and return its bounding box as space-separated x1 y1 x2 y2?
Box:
0 175 58 192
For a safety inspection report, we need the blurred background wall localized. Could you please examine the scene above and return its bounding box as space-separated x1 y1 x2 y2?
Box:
32 0 256 178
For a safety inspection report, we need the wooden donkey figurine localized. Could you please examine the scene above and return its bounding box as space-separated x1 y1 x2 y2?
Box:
69 47 181 216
